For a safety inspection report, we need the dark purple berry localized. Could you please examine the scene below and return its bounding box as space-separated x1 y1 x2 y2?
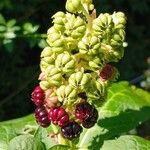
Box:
61 121 83 140
48 107 69 127
75 102 94 121
82 108 98 128
100 64 114 80
35 106 50 128
31 86 45 106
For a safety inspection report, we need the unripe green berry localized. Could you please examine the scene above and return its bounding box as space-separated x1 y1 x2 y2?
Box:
69 71 91 89
56 85 77 104
55 51 75 74
39 80 51 90
45 65 62 86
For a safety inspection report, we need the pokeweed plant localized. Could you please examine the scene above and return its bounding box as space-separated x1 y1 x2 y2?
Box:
0 0 150 150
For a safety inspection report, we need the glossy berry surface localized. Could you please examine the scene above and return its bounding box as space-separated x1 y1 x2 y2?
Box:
35 106 50 128
75 101 94 121
31 86 45 106
61 121 83 140
82 108 98 128
48 107 69 127
99 64 114 80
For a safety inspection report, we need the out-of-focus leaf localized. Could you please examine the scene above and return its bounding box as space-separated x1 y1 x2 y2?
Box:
3 39 14 53
38 39 48 48
23 22 39 34
0 14 6 24
4 32 16 39
7 19 16 27
0 25 6 32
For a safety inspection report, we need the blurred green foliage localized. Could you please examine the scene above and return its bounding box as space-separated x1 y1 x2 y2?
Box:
0 0 149 121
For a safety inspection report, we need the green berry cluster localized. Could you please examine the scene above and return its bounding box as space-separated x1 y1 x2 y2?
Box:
39 0 126 109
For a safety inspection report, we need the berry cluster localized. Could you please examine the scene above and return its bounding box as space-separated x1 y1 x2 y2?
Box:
31 85 98 139
30 0 126 143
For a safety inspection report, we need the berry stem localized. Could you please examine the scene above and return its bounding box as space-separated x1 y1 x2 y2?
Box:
51 123 59 134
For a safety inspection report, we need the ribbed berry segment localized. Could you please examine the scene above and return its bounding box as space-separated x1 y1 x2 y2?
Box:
75 101 98 128
35 106 50 128
82 108 98 128
61 122 82 140
48 107 69 127
31 86 45 106
100 64 114 80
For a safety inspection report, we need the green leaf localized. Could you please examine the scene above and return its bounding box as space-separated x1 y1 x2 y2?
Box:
0 25 6 32
100 81 150 117
101 135 150 150
48 145 70 150
0 114 36 134
78 82 150 149
8 134 45 150
3 39 14 53
23 22 39 34
0 125 17 150
34 127 55 150
0 14 6 24
4 32 16 39
7 19 16 27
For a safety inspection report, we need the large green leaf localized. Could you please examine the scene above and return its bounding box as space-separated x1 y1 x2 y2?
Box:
48 145 70 150
78 82 150 149
0 114 36 131
34 127 55 150
101 135 150 150
8 134 45 150
0 114 37 150
0 126 17 150
100 82 150 117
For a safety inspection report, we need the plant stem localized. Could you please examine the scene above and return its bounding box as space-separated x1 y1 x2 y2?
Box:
0 33 47 39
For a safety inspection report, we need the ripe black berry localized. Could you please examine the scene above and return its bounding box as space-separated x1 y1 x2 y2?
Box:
99 64 114 80
82 108 98 128
48 107 69 127
31 86 45 106
35 106 50 128
75 102 93 121
61 122 83 140
75 102 98 128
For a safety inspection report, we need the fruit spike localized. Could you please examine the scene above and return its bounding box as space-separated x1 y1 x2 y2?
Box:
35 106 50 128
61 121 83 140
31 86 45 106
48 107 69 127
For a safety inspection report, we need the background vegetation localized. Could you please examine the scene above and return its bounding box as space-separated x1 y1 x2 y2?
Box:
0 0 149 122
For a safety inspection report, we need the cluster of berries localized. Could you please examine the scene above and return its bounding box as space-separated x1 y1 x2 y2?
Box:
31 64 114 140
31 86 99 139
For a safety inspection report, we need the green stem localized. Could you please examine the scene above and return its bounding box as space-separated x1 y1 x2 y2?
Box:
81 4 93 34
51 123 59 134
0 33 47 39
